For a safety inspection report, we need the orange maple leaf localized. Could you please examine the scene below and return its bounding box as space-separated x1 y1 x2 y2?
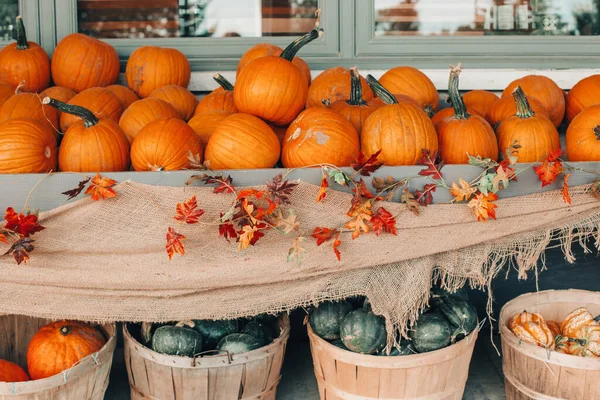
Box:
316 176 328 203
450 179 477 202
237 188 265 200
85 173 117 200
0 233 7 244
533 149 564 187
468 192 498 222
238 224 258 251
166 227 186 260
345 201 372 239
174 195 204 224
562 174 571 205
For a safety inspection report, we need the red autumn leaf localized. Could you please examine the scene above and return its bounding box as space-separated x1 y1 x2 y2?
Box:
371 207 397 236
166 227 186 260
316 176 328 203
250 223 267 246
333 233 341 261
413 184 437 206
186 174 235 194
547 148 563 162
255 198 278 220
266 174 298 205
312 227 338 246
533 151 564 187
62 177 91 200
218 214 238 242
85 173 117 201
351 150 383 176
174 195 204 224
4 208 45 237
562 174 572 205
4 237 34 265
353 179 376 199
418 149 444 180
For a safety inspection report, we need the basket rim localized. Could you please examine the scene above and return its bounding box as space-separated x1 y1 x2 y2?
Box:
499 289 600 370
307 321 478 368
0 322 117 395
123 313 291 368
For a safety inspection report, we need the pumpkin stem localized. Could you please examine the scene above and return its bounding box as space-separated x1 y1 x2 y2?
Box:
42 97 99 128
60 326 71 336
280 28 323 61
448 64 469 120
15 16 29 50
593 126 600 141
513 86 535 119
366 75 398 105
567 337 587 346
594 314 600 322
347 67 367 106
213 73 234 91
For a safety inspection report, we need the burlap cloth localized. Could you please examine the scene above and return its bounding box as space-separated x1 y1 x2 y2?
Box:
0 181 598 336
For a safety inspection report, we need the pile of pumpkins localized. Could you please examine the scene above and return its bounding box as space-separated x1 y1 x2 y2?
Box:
309 286 478 356
0 320 107 383
2 17 600 175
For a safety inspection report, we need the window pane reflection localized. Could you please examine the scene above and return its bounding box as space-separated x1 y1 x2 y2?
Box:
0 0 19 41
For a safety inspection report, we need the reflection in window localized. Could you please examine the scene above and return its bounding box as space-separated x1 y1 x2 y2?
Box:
77 0 318 39
374 0 600 37
0 0 18 41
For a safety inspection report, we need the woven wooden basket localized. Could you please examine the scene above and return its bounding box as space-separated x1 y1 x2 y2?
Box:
307 322 478 399
0 315 116 400
500 289 600 400
123 314 290 400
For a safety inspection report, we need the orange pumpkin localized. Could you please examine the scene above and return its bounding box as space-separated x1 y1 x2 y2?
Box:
236 43 311 84
126 46 191 98
0 92 59 136
60 87 123 132
326 67 381 136
150 85 198 121
131 117 203 171
496 87 560 163
379 66 439 115
0 83 14 107
554 334 572 354
502 75 565 127
234 29 321 125
509 311 555 349
0 118 57 173
0 16 50 93
307 66 374 109
435 65 498 164
566 75 600 122
282 107 359 168
187 111 232 146
361 75 438 166
431 106 481 126
566 105 600 161
195 74 238 115
40 86 77 104
568 325 600 357
27 320 106 380
462 90 499 117
105 85 140 109
205 113 280 169
0 359 29 382
561 307 599 338
119 98 181 143
51 33 120 92
44 97 130 172
486 93 549 128
268 122 288 146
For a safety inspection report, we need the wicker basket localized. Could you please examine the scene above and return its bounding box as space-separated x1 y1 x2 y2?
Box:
307 322 478 399
0 315 116 400
124 314 290 400
500 289 600 400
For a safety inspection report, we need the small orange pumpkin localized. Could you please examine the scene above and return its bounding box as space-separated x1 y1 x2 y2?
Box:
486 94 549 128
205 113 280 169
435 65 498 164
27 320 106 380
568 325 600 357
195 73 238 115
236 43 311 84
282 107 359 168
0 83 14 107
462 90 499 117
566 105 600 161
361 75 438 166
307 66 374 109
502 75 565 127
0 118 57 173
0 16 50 93
0 92 59 136
60 87 124 132
566 75 600 122
149 84 198 121
40 86 77 104
126 46 191 98
51 33 120 92
509 311 555 349
105 85 140 109
187 111 232 146
0 360 29 382
561 307 599 338
119 98 181 143
496 87 560 163
379 66 439 115
131 117 203 171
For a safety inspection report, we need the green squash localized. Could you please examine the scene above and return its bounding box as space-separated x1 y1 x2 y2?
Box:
241 321 273 346
251 313 280 337
151 323 203 357
434 297 478 342
330 339 348 350
217 333 263 355
192 319 239 350
340 309 387 355
377 340 416 356
309 300 353 340
410 313 451 353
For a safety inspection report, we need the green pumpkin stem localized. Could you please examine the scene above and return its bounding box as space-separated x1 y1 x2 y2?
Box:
594 314 600 322
513 86 535 119
213 73 234 91
60 326 71 336
42 97 99 128
280 28 322 61
567 337 587 346
448 64 469 120
15 16 28 50
366 75 398 105
348 67 367 106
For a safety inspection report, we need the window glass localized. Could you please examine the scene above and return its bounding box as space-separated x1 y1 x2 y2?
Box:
77 0 319 39
374 0 600 37
0 0 19 41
